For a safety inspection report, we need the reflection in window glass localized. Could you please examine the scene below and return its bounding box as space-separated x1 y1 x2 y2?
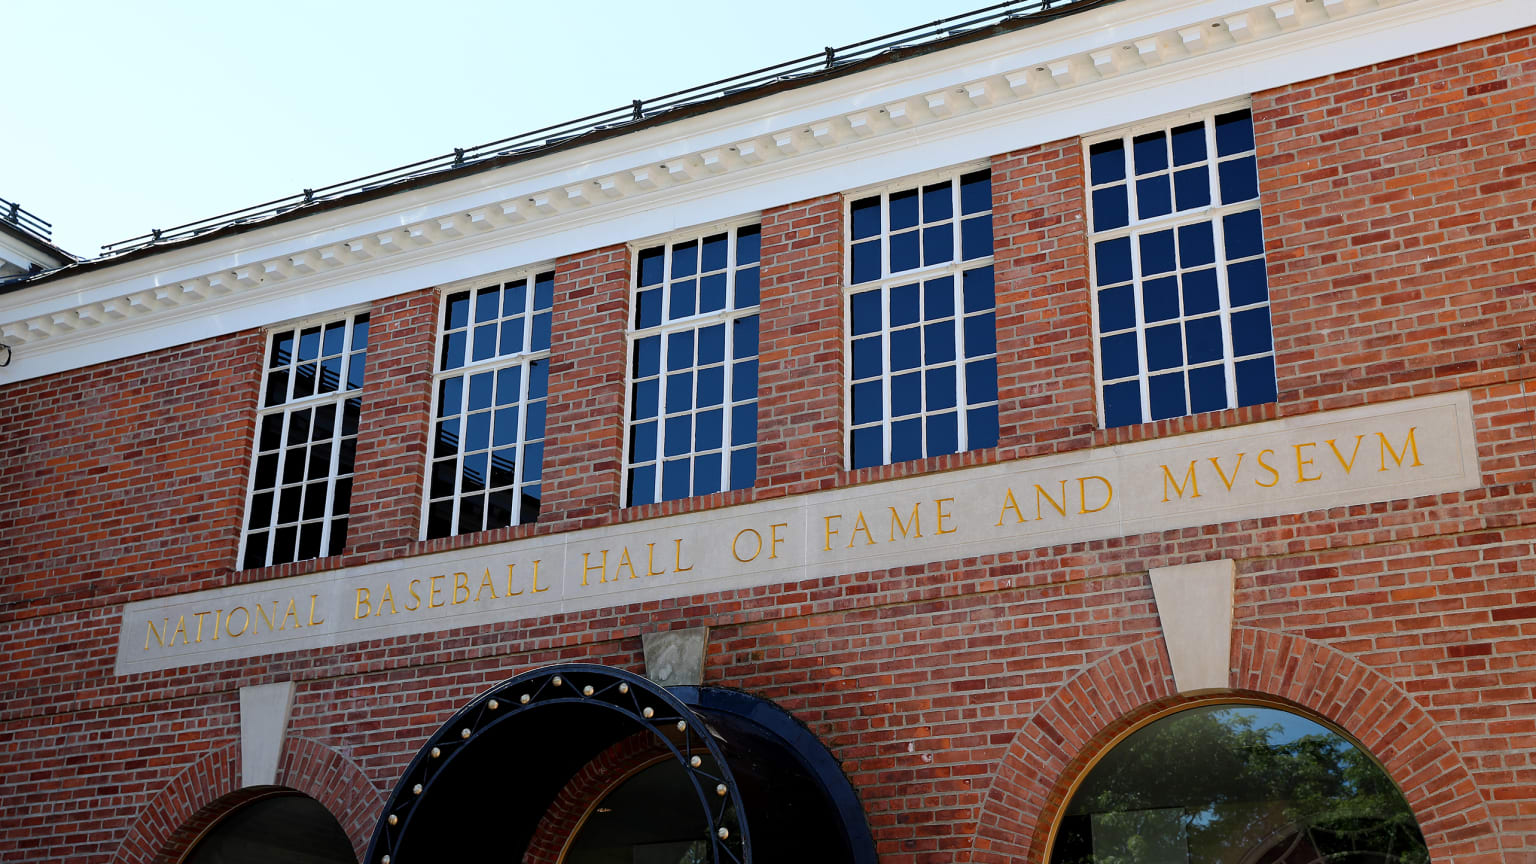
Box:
564 758 742 864
1051 704 1429 864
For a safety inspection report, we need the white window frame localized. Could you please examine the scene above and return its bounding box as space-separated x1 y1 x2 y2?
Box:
1084 99 1275 428
421 266 555 540
842 160 998 470
239 306 370 570
622 218 762 507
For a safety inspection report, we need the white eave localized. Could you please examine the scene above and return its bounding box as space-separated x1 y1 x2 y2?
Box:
0 0 1527 383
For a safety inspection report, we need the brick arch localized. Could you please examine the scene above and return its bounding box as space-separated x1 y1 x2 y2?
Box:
968 628 1503 864
523 731 670 864
111 736 382 864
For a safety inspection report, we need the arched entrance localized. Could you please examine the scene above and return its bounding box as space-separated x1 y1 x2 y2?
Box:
181 789 356 864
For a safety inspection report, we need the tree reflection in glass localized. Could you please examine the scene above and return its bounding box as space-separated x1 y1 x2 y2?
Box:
1050 704 1428 864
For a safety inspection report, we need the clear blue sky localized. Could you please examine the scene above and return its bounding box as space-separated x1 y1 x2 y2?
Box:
4 0 1008 257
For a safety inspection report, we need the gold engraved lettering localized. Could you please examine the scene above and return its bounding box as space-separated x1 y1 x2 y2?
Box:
226 606 250 638
193 611 211 643
848 512 876 548
646 544 666 577
673 539 694 572
1256 449 1280 488
890 504 922 541
935 498 957 535
476 568 499 602
530 559 549 593
145 618 167 650
1327 435 1365 474
822 515 841 551
1378 427 1423 471
1079 476 1113 513
732 528 762 563
453 572 471 604
505 565 524 597
996 488 1024 527
1209 454 1245 491
769 523 787 559
354 589 372 620
171 615 189 646
616 548 638 580
405 579 422 611
582 551 608 587
377 584 399 617
212 609 223 641
1034 482 1068 520
1161 461 1201 502
429 575 446 608
1295 442 1321 483
307 594 324 626
254 601 278 634
281 598 301 630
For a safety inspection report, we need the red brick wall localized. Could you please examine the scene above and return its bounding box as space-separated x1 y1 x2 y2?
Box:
1 26 1533 864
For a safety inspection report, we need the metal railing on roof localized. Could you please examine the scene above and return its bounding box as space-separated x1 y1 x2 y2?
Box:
100 0 1091 257
0 197 55 244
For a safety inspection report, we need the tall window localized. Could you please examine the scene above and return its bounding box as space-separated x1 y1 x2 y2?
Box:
1087 106 1276 428
625 224 760 507
846 168 998 470
241 312 369 569
425 271 552 539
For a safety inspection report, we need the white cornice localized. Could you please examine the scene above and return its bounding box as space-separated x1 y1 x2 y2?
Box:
0 0 1527 383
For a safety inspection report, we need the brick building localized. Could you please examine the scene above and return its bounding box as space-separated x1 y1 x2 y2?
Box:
2 0 1533 862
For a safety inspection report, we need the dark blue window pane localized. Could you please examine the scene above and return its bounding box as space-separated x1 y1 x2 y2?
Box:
636 288 663 328
891 418 922 463
319 356 342 393
531 312 551 353
630 421 657 463
457 495 484 534
1104 380 1142 427
1098 285 1135 333
730 447 756 490
669 278 697 319
499 318 524 356
890 188 919 230
665 371 693 413
964 313 996 357
731 402 756 446
528 359 548 399
662 458 691 501
1231 308 1273 355
852 240 881 284
960 170 991 214
701 232 728 272
468 371 494 411
968 405 999 449
698 324 725 366
923 224 953 266
638 247 665 287
270 331 295 367
695 408 723 450
734 316 759 357
891 371 921 417
1222 210 1259 261
1219 155 1259 204
732 359 757 400
926 367 957 410
1182 268 1220 315
664 415 691 456
966 358 997 405
524 401 545 440
1092 186 1129 232
925 321 956 365
522 441 543 482
442 331 466 370
961 215 992 260
1215 110 1254 156
923 182 953 223
851 196 881 239
475 287 499 324
890 283 919 327
1186 316 1225 364
1189 364 1228 414
628 466 656 507
1095 237 1133 285
852 336 882 380
890 230 919 273
1137 175 1172 219
1174 167 1210 211
496 366 522 406
699 273 727 314
693 453 722 496
890 328 920 370
851 291 882 336
736 225 761 264
322 321 346 356
637 381 664 428
258 414 284 451
927 412 959 456
1101 332 1139 380
255 453 279 489
963 266 995 313
1144 277 1180 323
437 377 462 418
852 381 883 425
697 366 724 407
473 324 497 362
1179 221 1215 267
851 426 883 470
466 412 490 452
634 335 660 378
503 281 527 317
735 266 760 308
672 240 699 278
1149 371 1187 421
298 326 321 362
346 352 366 390
446 293 470 329
1228 259 1269 307
1139 229 1176 276
923 277 954 321
1236 355 1278 406
461 452 487 493
1090 139 1126 185
667 331 694 369
1134 131 1168 175
492 408 518 447
1171 122 1206 165
1146 323 1183 371
533 273 554 312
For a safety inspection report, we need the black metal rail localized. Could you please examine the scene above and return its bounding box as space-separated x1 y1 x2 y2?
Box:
0 197 55 244
99 0 1090 257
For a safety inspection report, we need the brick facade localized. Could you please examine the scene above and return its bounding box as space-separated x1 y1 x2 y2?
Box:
2 22 1533 864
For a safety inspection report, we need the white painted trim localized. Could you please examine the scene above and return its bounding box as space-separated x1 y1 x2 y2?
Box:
1 0 1528 383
